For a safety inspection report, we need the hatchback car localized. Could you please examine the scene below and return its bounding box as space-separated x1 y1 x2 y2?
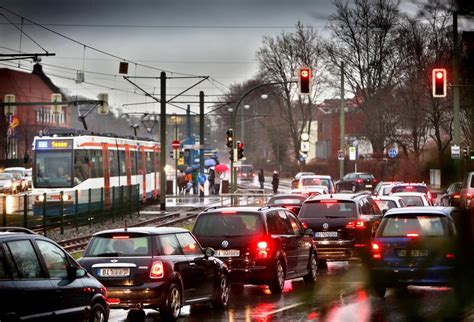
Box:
372 181 403 196
78 227 229 321
336 172 378 192
369 207 458 298
266 193 308 215
290 172 316 188
460 172 474 210
293 174 336 193
0 172 18 194
0 227 109 321
3 167 28 192
192 206 318 293
439 182 462 207
389 183 435 204
298 193 383 267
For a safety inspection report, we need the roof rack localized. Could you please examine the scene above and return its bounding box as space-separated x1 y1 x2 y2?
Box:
0 227 36 234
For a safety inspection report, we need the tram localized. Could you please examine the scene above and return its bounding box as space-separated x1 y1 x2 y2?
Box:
32 129 160 215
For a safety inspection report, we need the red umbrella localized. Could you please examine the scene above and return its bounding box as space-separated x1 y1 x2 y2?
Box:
215 164 229 172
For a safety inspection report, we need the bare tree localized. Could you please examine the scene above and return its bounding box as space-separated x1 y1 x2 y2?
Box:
324 0 402 153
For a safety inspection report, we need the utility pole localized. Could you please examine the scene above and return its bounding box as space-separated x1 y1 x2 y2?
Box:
339 62 345 180
453 11 461 180
160 72 166 211
199 91 205 197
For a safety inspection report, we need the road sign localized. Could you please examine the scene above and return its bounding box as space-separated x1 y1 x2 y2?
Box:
349 147 357 160
171 140 180 149
337 150 344 161
388 148 398 158
300 141 309 152
451 145 460 159
301 132 309 141
198 174 207 184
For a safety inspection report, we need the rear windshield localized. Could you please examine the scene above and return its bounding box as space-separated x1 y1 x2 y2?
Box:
299 200 357 218
302 178 331 188
398 195 424 206
193 212 263 237
378 215 453 237
374 199 398 210
85 235 150 256
391 185 427 194
268 197 306 205
238 165 254 173
359 174 374 180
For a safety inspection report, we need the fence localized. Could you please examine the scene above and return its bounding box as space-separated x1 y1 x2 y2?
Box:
0 185 141 236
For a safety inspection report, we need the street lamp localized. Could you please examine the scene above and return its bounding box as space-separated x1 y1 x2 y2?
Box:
171 113 179 195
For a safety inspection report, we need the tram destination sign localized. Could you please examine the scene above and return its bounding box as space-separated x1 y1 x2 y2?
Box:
35 139 73 150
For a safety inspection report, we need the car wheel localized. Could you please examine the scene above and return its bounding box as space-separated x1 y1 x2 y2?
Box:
303 252 318 284
317 259 328 270
269 259 285 294
160 283 182 321
211 273 230 309
88 303 107 322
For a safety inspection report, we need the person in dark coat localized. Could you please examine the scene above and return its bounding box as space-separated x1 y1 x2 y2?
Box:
258 169 265 190
271 170 279 194
208 168 216 194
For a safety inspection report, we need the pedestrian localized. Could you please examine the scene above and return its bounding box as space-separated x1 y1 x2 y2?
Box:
192 169 199 195
258 169 265 191
271 170 279 194
214 171 222 195
208 168 216 195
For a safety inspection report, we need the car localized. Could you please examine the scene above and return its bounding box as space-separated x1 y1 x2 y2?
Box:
25 168 33 189
236 164 255 181
439 182 462 207
292 174 336 193
291 172 316 188
192 206 318 293
78 227 229 321
389 183 435 204
335 172 378 193
373 195 407 214
0 172 19 194
0 227 109 321
369 207 458 298
372 181 403 196
290 186 328 198
3 167 28 192
266 193 309 215
391 192 432 207
297 193 383 267
460 172 474 210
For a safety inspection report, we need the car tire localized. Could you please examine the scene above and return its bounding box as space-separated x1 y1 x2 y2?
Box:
269 259 285 294
211 273 230 309
88 303 107 322
160 283 182 321
303 252 318 284
317 259 328 270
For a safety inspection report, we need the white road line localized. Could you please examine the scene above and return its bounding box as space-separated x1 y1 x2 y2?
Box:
257 302 304 317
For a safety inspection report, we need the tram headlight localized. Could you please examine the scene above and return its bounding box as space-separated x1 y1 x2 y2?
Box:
62 194 72 202
36 194 45 202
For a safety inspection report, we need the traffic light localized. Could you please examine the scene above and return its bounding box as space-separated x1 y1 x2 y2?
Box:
463 146 470 159
298 67 312 95
226 129 233 148
432 68 447 97
237 141 244 160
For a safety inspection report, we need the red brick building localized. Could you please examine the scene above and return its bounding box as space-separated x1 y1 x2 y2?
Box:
0 64 71 167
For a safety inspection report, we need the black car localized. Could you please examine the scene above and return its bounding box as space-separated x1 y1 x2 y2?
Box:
266 193 308 215
78 227 229 321
336 172 378 192
298 193 383 267
0 227 109 321
192 206 318 294
439 182 462 207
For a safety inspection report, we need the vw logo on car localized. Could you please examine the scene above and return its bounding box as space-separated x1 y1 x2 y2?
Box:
323 223 329 230
221 240 229 248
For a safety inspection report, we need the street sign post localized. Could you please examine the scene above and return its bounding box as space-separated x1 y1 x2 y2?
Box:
451 145 460 159
337 150 344 161
349 147 356 160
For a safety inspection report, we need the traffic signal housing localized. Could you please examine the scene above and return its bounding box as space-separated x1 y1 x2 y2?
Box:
226 129 233 148
237 141 245 160
463 146 470 159
432 68 447 97
298 67 312 95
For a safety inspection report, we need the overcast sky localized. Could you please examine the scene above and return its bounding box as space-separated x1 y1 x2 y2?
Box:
0 0 456 116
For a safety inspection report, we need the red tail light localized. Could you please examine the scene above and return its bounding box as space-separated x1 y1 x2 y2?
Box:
345 220 366 229
466 192 472 200
356 179 363 183
453 193 460 199
107 298 121 305
256 240 270 259
371 242 382 260
446 253 456 260
406 233 419 238
427 191 432 200
300 221 308 229
150 261 164 279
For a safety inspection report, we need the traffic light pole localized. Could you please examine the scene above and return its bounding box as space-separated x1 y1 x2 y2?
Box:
453 11 461 180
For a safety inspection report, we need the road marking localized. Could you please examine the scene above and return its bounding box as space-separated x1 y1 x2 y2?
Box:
257 302 304 317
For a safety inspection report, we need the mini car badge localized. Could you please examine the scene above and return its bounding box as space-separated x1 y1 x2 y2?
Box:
323 223 329 229
221 240 229 248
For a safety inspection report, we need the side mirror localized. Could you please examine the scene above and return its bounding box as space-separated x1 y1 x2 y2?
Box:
305 228 314 236
67 266 87 279
204 247 215 258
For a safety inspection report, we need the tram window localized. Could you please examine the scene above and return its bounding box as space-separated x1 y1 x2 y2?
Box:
74 150 90 183
109 150 119 177
89 150 103 178
130 150 137 176
119 150 126 176
138 150 144 174
146 152 153 173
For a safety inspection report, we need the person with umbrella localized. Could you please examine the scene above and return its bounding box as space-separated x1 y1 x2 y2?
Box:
271 170 279 194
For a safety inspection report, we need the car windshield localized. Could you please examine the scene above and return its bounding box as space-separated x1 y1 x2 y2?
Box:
302 178 331 188
193 212 264 236
299 200 357 218
375 199 397 210
0 173 12 180
378 215 452 237
35 151 73 188
85 235 150 256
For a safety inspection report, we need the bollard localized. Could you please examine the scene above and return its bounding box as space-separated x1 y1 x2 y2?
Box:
59 191 64 235
75 190 79 231
23 194 28 228
42 193 47 236
88 188 92 227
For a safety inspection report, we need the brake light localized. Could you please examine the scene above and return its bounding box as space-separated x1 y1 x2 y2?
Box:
320 199 337 203
107 298 121 304
406 233 419 238
371 242 382 260
112 235 129 239
222 210 237 214
300 221 308 229
453 193 461 199
466 193 472 200
150 261 164 279
406 186 414 190
356 179 363 183
345 220 366 229
446 253 456 260
427 191 432 200
256 241 270 259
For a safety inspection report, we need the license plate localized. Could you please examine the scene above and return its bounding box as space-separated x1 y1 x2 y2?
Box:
315 231 338 238
215 249 240 257
365 184 372 188
97 268 130 277
397 249 428 257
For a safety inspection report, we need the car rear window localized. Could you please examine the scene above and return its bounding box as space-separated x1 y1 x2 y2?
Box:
268 197 305 205
193 212 263 236
85 235 150 256
359 174 374 180
299 200 357 218
398 196 424 206
378 215 452 237
391 185 427 194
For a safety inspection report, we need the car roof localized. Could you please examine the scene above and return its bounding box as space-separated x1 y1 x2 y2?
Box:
393 182 427 187
374 195 404 202
92 226 190 236
269 193 308 199
203 206 284 214
299 174 332 179
384 206 455 217
306 193 367 202
4 167 26 171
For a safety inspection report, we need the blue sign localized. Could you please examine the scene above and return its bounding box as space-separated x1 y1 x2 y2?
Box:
388 148 398 158
198 174 207 184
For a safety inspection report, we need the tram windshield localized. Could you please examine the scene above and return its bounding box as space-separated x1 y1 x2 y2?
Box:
35 151 73 188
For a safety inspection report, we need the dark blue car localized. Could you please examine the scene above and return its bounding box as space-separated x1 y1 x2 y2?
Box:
369 207 458 297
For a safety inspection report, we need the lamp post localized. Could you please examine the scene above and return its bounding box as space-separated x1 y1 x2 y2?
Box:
171 113 179 195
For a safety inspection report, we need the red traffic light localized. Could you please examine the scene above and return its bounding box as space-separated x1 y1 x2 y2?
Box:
298 67 312 95
432 68 447 97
